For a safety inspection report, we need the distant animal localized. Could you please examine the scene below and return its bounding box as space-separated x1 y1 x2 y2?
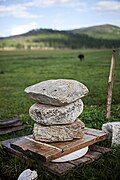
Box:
78 54 84 61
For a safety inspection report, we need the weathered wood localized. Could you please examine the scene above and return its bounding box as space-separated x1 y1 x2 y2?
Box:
0 118 22 128
0 125 24 135
69 155 91 166
0 118 23 135
43 162 75 176
1 138 75 176
84 128 108 137
50 128 107 156
1 137 24 157
70 151 101 166
90 145 112 154
85 151 101 160
11 136 62 162
106 50 116 119
1 137 111 177
69 145 111 167
51 133 107 157
11 128 108 162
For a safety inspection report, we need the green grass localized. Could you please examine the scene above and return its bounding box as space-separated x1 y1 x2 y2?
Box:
0 49 120 180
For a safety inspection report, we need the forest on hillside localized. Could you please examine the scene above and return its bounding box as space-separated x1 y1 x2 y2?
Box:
35 33 120 49
0 31 120 50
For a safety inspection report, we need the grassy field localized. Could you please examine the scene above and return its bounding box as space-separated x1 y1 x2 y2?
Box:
0 49 120 180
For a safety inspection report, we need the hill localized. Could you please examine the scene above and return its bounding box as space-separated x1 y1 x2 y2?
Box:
0 24 120 50
70 24 120 40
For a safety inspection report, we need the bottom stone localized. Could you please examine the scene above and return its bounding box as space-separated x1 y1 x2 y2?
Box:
33 119 85 142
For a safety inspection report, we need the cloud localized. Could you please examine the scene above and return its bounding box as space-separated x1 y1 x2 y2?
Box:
0 4 39 18
26 0 73 7
0 0 86 18
75 2 87 12
53 22 81 30
25 0 86 11
94 0 120 12
10 22 38 35
0 32 5 37
53 17 84 30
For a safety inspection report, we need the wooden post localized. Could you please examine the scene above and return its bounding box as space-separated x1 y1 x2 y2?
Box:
106 50 116 120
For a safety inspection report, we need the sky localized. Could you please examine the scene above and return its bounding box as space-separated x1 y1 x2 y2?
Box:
0 0 120 37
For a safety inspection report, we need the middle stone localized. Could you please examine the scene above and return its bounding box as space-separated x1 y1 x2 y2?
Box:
29 99 83 125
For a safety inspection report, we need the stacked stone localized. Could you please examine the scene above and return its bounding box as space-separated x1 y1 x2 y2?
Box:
25 79 89 142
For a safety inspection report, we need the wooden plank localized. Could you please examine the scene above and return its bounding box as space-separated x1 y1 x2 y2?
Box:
43 161 75 176
0 118 22 128
1 137 24 157
51 134 95 152
50 131 107 158
69 151 101 166
69 155 91 166
0 125 24 135
90 145 112 154
1 138 75 176
11 136 62 162
84 128 108 137
11 128 107 162
1 137 111 177
85 151 101 160
1 139 100 176
68 145 111 167
1 138 36 165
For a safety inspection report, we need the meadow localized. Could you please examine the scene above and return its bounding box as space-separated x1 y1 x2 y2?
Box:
0 49 120 180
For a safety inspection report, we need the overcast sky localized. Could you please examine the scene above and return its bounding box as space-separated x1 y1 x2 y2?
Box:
0 0 120 37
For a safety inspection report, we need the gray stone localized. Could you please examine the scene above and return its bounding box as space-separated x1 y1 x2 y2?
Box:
25 79 89 106
112 124 120 145
102 122 120 145
17 169 38 180
33 119 85 142
29 99 83 125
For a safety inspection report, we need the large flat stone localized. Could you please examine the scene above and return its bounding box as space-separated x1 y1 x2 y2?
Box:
29 99 83 125
33 119 85 142
25 79 89 106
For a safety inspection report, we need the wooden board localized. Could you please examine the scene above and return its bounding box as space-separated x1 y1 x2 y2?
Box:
0 118 22 128
0 118 24 135
0 125 24 135
11 128 108 162
1 138 111 176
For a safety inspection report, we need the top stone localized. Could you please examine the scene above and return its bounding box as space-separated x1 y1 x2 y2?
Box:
25 79 89 106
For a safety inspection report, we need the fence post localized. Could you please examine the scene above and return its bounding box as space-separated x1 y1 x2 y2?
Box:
106 50 116 120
